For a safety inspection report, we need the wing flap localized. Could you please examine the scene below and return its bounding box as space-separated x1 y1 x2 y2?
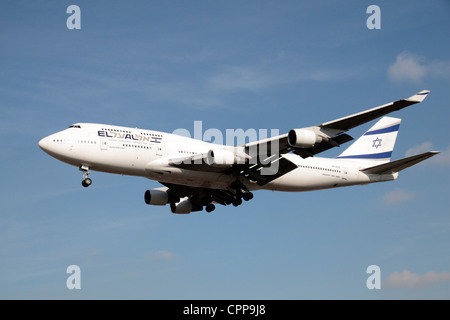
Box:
166 146 298 186
238 155 298 186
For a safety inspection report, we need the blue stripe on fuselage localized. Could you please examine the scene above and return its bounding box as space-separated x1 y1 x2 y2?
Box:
337 151 392 159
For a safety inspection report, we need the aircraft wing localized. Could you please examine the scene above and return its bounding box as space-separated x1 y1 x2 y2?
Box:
166 90 430 187
318 90 430 131
168 151 298 186
157 153 299 213
244 90 430 159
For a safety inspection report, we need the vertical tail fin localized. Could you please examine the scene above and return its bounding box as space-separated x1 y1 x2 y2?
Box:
337 116 401 164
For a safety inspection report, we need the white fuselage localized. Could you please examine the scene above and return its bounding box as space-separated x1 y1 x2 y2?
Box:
38 123 397 192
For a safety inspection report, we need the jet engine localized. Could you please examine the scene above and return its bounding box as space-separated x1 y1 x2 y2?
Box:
206 149 239 166
170 198 203 214
287 129 322 148
144 187 178 205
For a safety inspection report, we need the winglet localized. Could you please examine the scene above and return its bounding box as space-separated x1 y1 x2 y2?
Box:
405 90 430 103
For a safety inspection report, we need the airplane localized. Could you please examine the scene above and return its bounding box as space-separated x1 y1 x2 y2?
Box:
38 90 439 214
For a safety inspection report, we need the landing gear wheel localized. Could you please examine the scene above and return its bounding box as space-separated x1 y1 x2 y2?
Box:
232 198 243 207
205 204 215 213
243 192 254 201
82 178 92 187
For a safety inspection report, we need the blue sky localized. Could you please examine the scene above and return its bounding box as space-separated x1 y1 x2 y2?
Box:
1 0 449 299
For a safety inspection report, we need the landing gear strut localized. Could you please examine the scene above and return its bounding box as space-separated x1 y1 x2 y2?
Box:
79 165 92 187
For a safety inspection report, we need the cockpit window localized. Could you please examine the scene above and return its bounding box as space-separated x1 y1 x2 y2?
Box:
68 125 81 128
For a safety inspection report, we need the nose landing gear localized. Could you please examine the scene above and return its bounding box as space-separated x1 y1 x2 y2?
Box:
79 165 92 187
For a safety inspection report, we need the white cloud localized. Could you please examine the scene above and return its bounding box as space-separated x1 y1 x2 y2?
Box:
89 249 102 258
388 52 427 83
208 63 305 93
430 146 450 166
427 60 450 79
388 51 450 83
208 59 363 93
405 141 433 157
405 142 450 166
384 269 450 289
146 250 175 260
383 189 414 205
209 66 274 92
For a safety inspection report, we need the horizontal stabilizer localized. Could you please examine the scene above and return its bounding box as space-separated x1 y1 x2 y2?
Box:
360 151 439 175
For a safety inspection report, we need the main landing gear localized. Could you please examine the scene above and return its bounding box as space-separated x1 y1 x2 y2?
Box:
79 165 92 187
230 180 253 207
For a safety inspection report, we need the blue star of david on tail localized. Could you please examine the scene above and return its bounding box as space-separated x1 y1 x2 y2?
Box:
372 137 382 149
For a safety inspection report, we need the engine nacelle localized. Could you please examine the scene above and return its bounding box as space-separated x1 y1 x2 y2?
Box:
144 187 178 205
287 129 322 148
170 197 204 214
170 198 192 214
206 149 238 166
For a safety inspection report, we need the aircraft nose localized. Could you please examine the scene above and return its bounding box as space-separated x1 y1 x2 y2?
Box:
38 136 50 151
